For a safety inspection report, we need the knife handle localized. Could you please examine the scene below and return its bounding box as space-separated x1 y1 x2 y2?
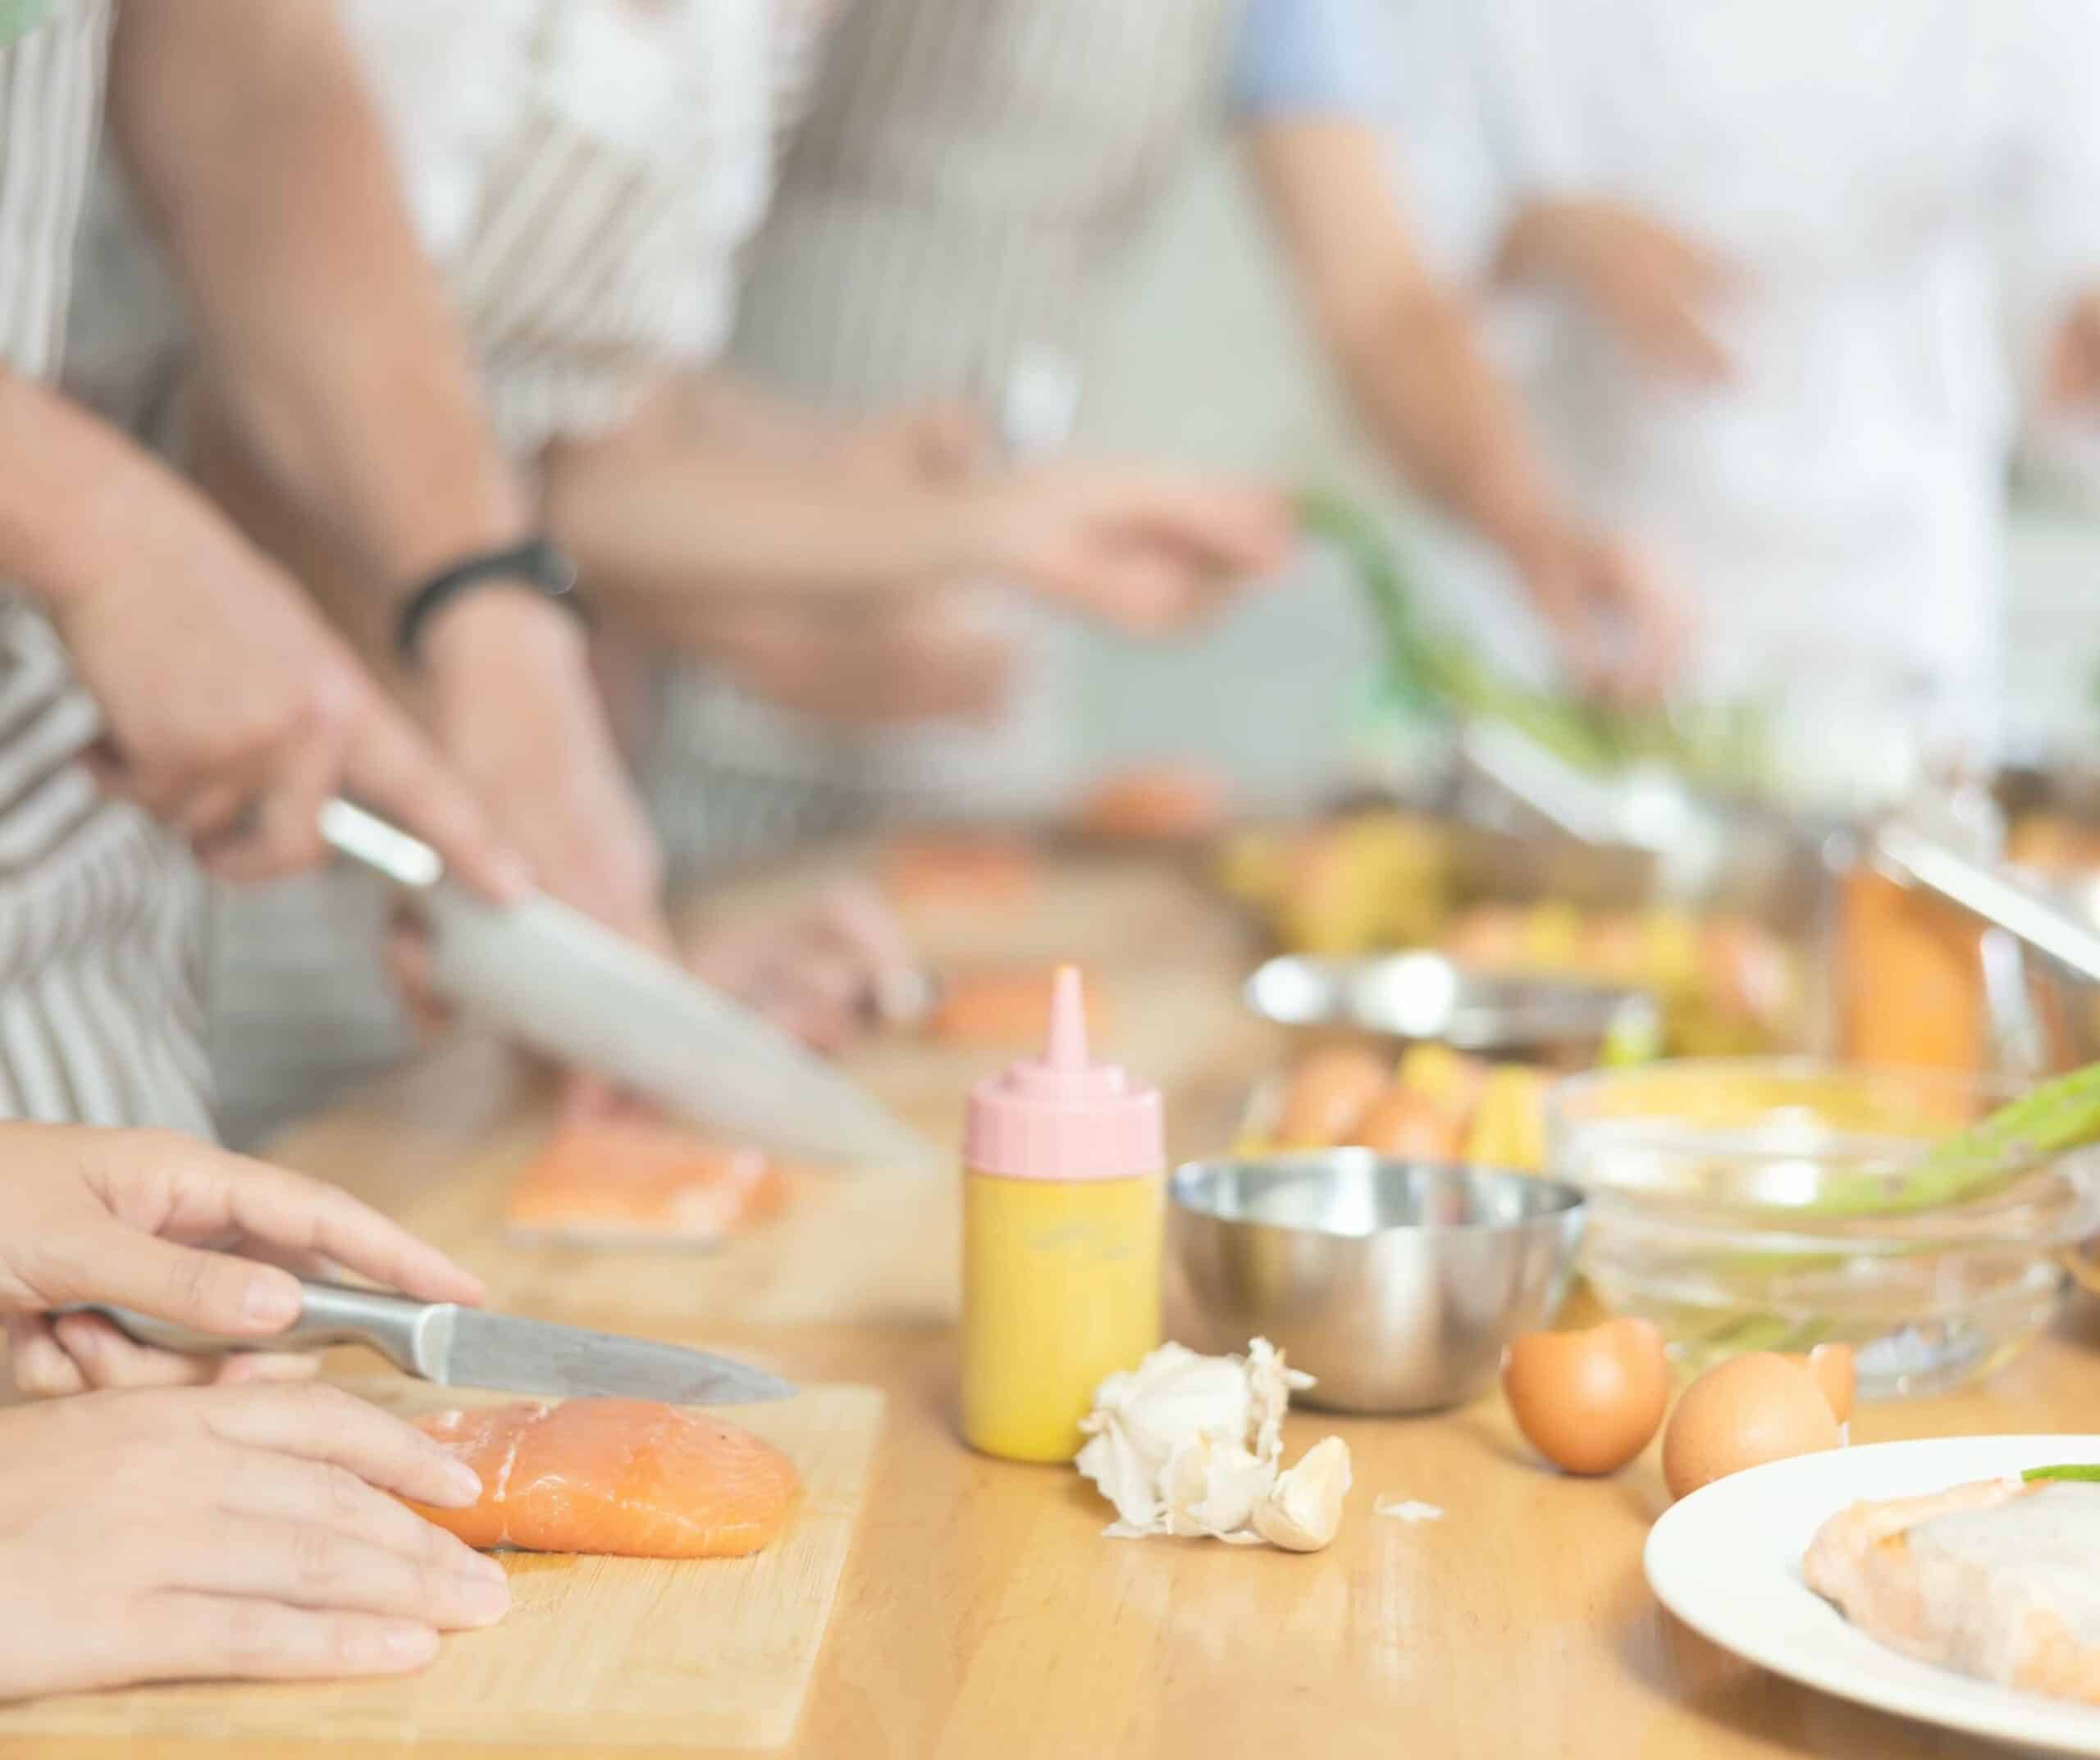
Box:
319 798 444 891
53 1281 434 1377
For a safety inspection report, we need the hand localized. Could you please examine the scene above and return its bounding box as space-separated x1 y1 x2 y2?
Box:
0 1122 484 1398
1499 198 1740 385
960 462 1294 634
2044 290 2100 413
414 593 671 953
833 401 987 486
0 1383 506 1698
683 878 925 1054
690 590 1015 728
47 452 523 899
1512 522 1689 702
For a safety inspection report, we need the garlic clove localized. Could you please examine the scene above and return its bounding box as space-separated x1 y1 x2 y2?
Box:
1253 1436 1353 1553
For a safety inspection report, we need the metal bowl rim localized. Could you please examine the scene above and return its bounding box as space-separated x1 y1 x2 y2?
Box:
1168 1151 1586 1238
1244 951 1653 1048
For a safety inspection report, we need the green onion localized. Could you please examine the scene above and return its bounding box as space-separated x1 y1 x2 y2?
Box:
1296 487 1772 791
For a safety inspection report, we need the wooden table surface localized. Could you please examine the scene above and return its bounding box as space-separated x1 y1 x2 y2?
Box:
8 850 2098 1760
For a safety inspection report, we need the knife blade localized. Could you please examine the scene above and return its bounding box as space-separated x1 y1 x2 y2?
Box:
61 1280 794 1404
319 799 938 1172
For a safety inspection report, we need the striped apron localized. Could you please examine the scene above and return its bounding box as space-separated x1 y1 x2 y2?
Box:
0 0 212 1133
647 0 1243 870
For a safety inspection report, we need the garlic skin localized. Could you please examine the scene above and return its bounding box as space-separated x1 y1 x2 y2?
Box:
1253 1436 1354 1552
1077 1338 1339 1548
1156 1435 1275 1543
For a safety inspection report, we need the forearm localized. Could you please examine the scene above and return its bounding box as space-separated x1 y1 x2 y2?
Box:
106 0 528 609
0 369 206 613
675 371 864 466
541 425 983 628
1249 118 1569 563
1322 282 1565 562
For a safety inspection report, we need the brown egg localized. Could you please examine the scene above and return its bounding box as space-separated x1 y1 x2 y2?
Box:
1276 1047 1391 1147
1501 1317 1669 1475
1349 1085 1464 1159
1662 1352 1843 1502
1785 1343 1856 1426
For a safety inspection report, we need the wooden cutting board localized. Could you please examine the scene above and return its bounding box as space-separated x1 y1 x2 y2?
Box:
0 1380 883 1749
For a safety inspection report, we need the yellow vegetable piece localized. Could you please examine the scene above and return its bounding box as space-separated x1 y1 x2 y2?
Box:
1395 1043 1486 1115
1520 901 1584 971
1215 828 1290 908
1465 1065 1549 1174
1637 909 1701 999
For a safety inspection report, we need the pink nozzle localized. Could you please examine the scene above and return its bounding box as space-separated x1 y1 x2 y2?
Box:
1045 964 1088 1069
964 967 1162 1181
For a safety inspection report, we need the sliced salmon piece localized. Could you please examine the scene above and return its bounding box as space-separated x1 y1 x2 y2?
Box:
929 964 1112 1048
506 1117 789 1242
1805 1476 2100 1703
879 835 1036 910
409 1398 801 1559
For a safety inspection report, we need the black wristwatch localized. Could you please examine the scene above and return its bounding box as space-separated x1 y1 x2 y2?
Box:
395 537 588 664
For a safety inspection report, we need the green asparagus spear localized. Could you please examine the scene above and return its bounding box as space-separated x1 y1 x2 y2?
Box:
2023 1465 2100 1484
1874 1059 2100 1216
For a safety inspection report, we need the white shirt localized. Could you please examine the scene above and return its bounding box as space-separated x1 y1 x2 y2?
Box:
1390 0 2100 758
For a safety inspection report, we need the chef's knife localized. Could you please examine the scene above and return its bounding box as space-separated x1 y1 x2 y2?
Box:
58 1280 794 1404
318 798 937 1172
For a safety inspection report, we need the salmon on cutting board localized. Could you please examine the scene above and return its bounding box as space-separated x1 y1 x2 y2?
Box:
1805 1476 2100 1703
408 1396 801 1558
0 1379 884 1749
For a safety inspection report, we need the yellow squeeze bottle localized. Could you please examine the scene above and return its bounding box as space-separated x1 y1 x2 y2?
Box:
961 965 1164 1462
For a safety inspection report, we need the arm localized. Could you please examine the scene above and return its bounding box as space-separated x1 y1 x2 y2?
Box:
1246 119 1568 571
1245 118 1682 693
544 402 1290 638
103 0 525 613
105 0 668 947
0 368 517 891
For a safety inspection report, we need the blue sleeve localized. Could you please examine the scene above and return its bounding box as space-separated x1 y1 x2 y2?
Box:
1226 0 1395 121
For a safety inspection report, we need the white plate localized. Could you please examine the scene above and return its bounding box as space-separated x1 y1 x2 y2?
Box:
1646 1436 2100 1757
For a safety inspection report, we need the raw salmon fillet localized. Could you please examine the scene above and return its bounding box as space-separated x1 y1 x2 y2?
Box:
929 964 1112 1048
879 835 1036 910
409 1398 801 1558
1805 1477 2100 1703
505 1118 789 1242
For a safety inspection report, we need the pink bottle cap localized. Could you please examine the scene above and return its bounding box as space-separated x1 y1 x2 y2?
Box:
965 966 1163 1180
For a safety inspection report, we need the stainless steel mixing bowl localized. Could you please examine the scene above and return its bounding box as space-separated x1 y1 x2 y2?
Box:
1167 1153 1586 1413
1244 950 1659 1061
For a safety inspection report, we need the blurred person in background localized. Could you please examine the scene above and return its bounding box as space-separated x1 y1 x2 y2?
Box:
659 0 1683 867
68 0 1290 1142
0 0 555 1136
1387 0 2100 803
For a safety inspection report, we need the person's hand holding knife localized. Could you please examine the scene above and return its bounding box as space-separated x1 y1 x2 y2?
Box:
0 1121 508 1697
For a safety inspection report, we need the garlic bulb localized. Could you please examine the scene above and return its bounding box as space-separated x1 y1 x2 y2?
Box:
1077 1338 1346 1549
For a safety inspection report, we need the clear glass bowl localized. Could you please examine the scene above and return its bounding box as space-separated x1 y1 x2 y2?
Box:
1546 1059 2100 1398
